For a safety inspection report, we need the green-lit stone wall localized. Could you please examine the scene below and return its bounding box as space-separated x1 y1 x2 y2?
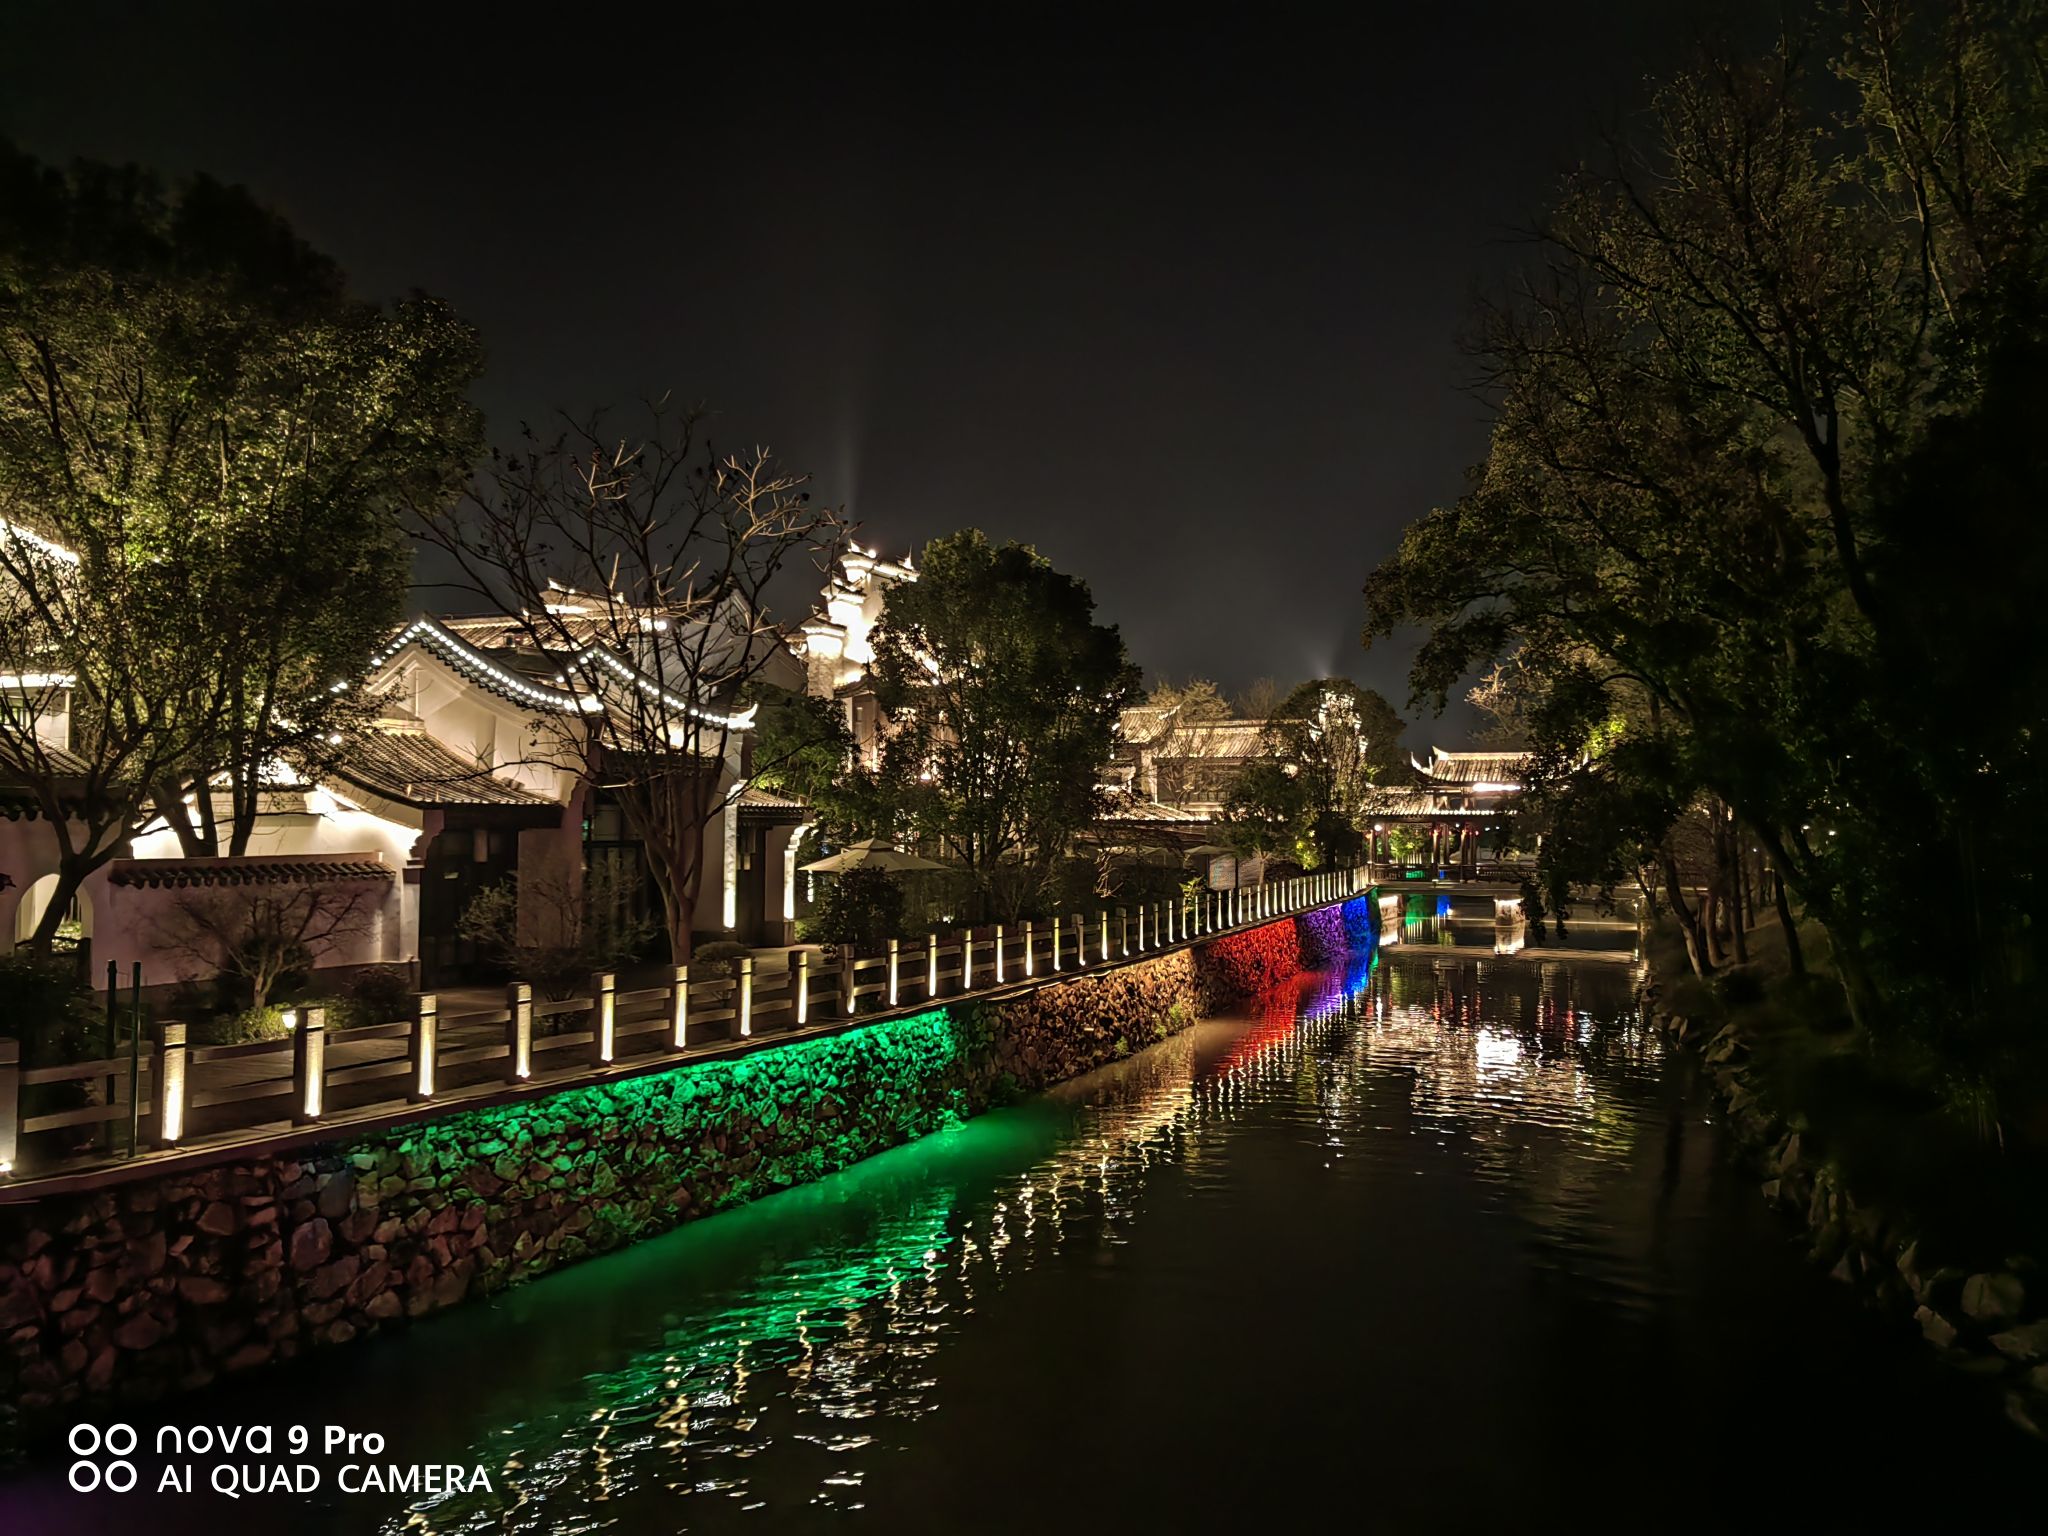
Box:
0 937 1220 1426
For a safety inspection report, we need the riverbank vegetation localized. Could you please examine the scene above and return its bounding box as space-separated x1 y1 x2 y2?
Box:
1363 0 2048 1145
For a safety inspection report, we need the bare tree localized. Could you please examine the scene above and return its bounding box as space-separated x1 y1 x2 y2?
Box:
155 881 382 1009
411 401 849 960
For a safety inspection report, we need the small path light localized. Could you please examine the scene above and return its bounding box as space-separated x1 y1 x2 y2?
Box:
154 1022 189 1145
591 972 617 1063
291 1006 326 1125
509 982 535 1077
410 995 437 1102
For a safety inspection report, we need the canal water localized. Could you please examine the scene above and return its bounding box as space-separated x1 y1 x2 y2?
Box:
10 942 2045 1532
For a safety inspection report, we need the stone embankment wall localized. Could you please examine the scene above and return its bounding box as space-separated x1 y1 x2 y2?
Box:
0 903 1375 1432
1645 977 2048 1441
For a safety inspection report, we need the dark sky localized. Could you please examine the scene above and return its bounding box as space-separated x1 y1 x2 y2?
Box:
2 2 1723 738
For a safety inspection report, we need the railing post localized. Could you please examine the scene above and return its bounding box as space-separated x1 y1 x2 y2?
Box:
1117 906 1128 957
152 1021 188 1146
590 971 617 1064
927 933 939 996
667 966 688 1051
795 952 809 1026
736 956 754 1037
0 1038 18 1176
291 1006 326 1125
1052 915 1062 971
1074 912 1086 966
841 948 857 1015
1100 910 1110 963
409 994 437 1102
994 923 1006 985
888 938 900 1008
1024 918 1035 977
1135 904 1145 952
507 982 535 1077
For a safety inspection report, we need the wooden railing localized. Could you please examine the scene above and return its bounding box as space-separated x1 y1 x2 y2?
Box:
0 867 1370 1185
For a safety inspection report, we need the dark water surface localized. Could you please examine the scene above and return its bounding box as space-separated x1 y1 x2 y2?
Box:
10 948 2043 1533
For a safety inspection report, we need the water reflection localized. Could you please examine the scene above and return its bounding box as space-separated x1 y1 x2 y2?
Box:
17 931 2037 1533
1381 890 1644 958
373 951 1668 1532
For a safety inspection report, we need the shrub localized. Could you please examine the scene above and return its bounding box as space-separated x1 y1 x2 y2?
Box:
691 940 752 979
347 964 415 1023
805 867 905 954
1714 966 1768 1009
0 954 103 1138
459 865 657 998
191 1004 295 1046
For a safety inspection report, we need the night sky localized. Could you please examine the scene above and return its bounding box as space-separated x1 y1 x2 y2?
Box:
2 3 1733 734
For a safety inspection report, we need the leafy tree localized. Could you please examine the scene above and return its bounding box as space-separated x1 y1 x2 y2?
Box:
869 529 1141 922
1361 0 2048 1122
1221 678 1404 867
0 145 481 879
801 865 905 954
1219 758 1304 861
744 681 877 841
1145 676 1232 721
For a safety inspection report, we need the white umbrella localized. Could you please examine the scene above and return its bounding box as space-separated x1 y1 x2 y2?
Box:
800 837 955 875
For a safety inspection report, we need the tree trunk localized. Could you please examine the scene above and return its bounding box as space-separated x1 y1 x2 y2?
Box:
1772 869 1806 978
1724 815 1749 965
25 854 92 956
1659 849 1714 977
153 775 217 857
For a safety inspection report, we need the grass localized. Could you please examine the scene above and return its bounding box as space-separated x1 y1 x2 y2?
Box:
1652 915 2048 1269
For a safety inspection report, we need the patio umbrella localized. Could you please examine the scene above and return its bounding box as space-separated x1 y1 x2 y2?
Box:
800 838 955 875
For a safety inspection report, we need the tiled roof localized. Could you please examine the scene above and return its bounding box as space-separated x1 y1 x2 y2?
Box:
333 728 557 808
110 854 395 889
1100 800 1214 825
0 742 92 777
1414 749 1530 786
1359 786 1501 819
368 615 758 730
367 617 586 713
738 785 807 811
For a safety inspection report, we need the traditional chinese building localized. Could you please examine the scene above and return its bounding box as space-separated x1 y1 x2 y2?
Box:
1358 747 1530 876
1 605 814 989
